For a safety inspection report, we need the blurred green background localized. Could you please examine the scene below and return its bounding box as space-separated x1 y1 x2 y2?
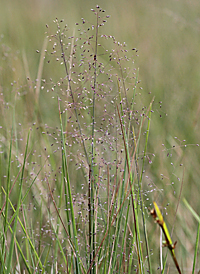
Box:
0 0 200 272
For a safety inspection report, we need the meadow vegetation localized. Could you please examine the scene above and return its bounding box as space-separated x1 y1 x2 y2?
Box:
0 1 200 273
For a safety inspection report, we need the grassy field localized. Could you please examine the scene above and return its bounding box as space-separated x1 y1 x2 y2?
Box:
0 0 200 273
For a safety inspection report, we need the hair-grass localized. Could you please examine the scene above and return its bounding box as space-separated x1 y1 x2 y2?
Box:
44 7 153 273
0 5 199 274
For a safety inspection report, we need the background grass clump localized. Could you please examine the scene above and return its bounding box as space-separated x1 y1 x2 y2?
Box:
0 1 200 274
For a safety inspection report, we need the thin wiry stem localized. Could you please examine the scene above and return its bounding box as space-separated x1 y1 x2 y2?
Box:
58 26 89 166
89 9 99 274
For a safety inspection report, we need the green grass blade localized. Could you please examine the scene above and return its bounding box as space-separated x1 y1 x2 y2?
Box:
1 211 32 274
117 80 144 273
138 100 154 273
2 187 44 271
0 248 6 274
58 103 82 274
3 120 14 267
192 221 200 274
119 199 130 272
41 245 51 274
183 198 200 223
128 232 136 274
183 198 200 274
5 130 30 273
109 166 130 273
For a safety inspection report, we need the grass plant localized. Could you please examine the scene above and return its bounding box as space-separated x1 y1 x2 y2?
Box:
0 4 199 274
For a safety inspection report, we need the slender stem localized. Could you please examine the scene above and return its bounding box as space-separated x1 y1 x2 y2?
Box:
58 27 89 166
89 11 99 274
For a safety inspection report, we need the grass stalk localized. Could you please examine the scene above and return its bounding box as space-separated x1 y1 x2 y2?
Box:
117 82 144 273
5 130 31 273
58 100 82 274
183 198 200 274
2 112 14 271
2 188 44 271
192 221 200 274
